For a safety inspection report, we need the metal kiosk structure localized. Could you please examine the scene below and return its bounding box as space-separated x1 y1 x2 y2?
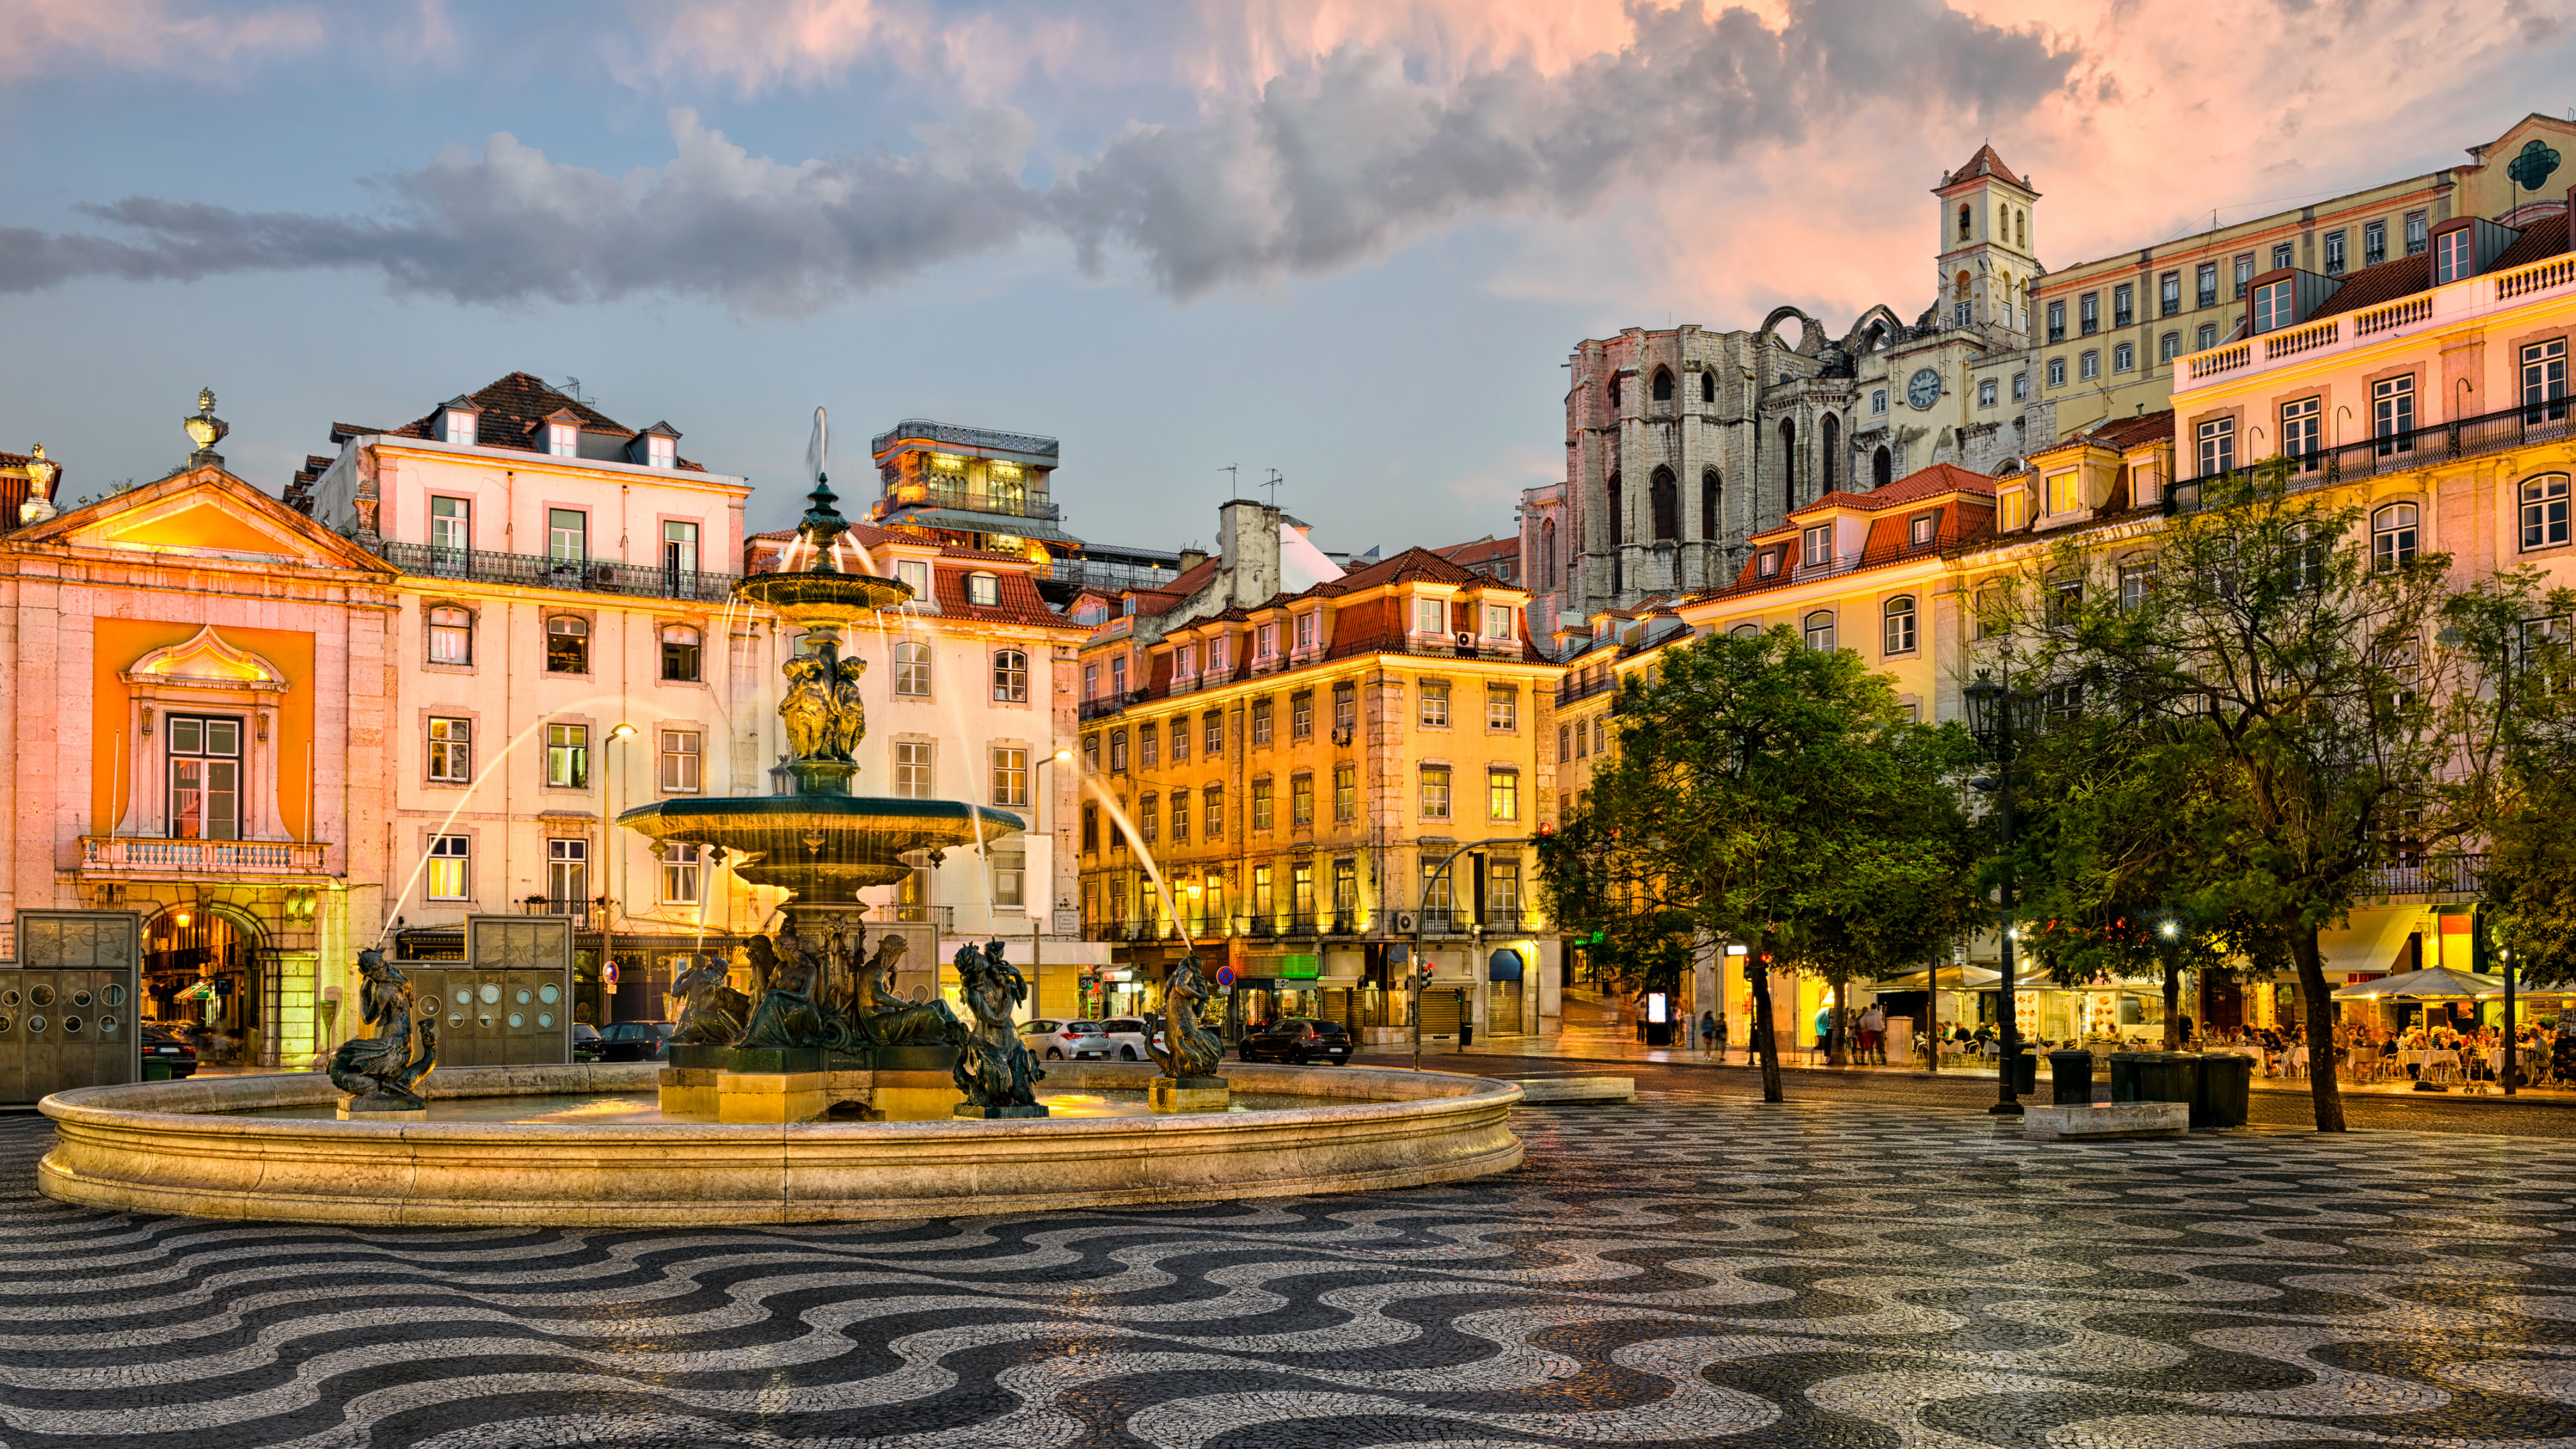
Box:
400 916 575 1069
0 912 144 1108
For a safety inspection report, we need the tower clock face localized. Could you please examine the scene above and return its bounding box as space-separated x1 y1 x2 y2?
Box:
1907 369 1943 410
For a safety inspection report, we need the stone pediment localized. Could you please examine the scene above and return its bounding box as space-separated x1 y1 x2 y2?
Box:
17 466 391 574
121 625 290 694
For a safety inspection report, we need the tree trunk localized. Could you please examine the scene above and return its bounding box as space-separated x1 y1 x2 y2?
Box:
1829 977 1848 1066
2162 952 2183 1051
2292 928 2345 1132
1749 960 1785 1103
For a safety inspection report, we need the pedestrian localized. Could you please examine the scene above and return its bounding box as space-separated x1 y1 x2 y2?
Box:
1859 1002 1886 1065
1701 1010 1719 1057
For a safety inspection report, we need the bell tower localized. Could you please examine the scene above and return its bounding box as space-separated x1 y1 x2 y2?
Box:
1932 144 2038 341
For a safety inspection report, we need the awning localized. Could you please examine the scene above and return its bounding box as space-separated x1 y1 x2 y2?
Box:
2330 965 2506 1001
1872 965 2002 991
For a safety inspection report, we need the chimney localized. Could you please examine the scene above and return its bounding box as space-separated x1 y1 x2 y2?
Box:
1177 546 1210 574
1216 499 1281 608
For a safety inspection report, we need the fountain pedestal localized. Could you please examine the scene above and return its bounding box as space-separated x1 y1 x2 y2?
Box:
871 1044 966 1120
1151 1077 1232 1113
716 1047 830 1124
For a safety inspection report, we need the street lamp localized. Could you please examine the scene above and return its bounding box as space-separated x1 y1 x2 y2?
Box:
1963 669 2028 1116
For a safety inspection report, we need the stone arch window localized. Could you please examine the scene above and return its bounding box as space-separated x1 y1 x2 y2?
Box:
545 615 589 674
1650 468 1678 541
1882 596 1918 655
1700 370 1715 404
1779 419 1798 510
1730 623 1760 639
1803 610 1837 651
2016 210 2026 248
1651 367 1674 403
1605 472 1622 546
1957 203 1972 240
2372 502 2419 572
1540 519 1557 578
1821 415 1840 494
1607 374 1621 409
1872 447 1892 488
1700 470 1721 541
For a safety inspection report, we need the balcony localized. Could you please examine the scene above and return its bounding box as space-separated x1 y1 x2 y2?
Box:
1079 690 1146 722
376 541 738 603
1281 912 1320 938
1558 672 1619 706
80 837 327 876
2174 400 2575 510
891 482 1062 523
2177 250 2576 394
2368 855 2484 900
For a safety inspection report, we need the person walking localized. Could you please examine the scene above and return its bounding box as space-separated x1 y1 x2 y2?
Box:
1859 1002 1886 1065
1701 1009 1719 1058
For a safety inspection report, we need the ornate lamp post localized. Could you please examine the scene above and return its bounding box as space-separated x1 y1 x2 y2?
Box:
1964 670 2028 1116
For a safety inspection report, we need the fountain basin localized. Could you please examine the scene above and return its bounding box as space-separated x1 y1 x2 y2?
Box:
733 569 913 623
37 1062 1523 1226
616 796 1024 894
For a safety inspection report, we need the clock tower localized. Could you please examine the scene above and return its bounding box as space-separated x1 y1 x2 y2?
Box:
1932 143 2037 343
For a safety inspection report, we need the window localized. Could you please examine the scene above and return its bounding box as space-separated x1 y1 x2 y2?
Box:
2047 299 2065 341
2372 502 2419 572
1420 680 1449 727
1175 643 1196 679
545 615 588 673
1109 654 1126 696
427 604 472 665
2373 376 2416 455
427 835 470 901
1140 722 1159 768
1204 784 1224 840
2324 229 2347 275
647 434 677 469
1139 794 1157 843
429 495 470 572
2234 253 2254 299
894 641 931 696
1292 772 1313 826
1205 709 1224 757
443 409 478 446
1420 766 1452 819
1802 525 1831 566
2160 331 2182 362
166 716 239 840
1558 723 1571 761
1256 622 1277 658
1420 861 1452 919
1803 610 1835 651
1169 788 1189 845
1252 697 1274 745
2001 490 2029 530
1652 367 1674 402
660 624 701 682
992 746 1028 806
1252 777 1274 830
547 421 578 458
2197 261 2218 307
1488 769 1519 820
1702 371 1716 404
965 571 999 606
1168 716 1189 762
662 520 698 583
2160 270 2182 317
2047 470 2080 515
895 558 929 598
1081 804 1099 853
1486 684 1517 731
658 728 700 793
2012 372 2028 401
1252 864 1274 920
992 648 1028 702
2524 339 2569 422
2271 242 2293 272
1485 604 1513 639
1872 388 1888 415
2196 322 2218 352
2112 284 2133 327
545 723 588 789
1291 692 1313 740
1489 860 1521 922
2079 350 2100 380
2079 292 2099 335
2252 278 2295 333
1083 663 1098 700
2047 358 2066 388
1757 549 1780 578
1909 513 1936 546
1108 728 1128 773
2275 397 2320 472
1592 716 1607 755
1957 202 1972 240
2365 220 2387 267
546 839 586 912
1331 683 1356 736
1295 610 1318 650
1978 378 1997 407
1207 634 1228 672
2119 561 2153 611
547 508 586 564
427 716 472 783
1414 598 1446 635
991 851 1024 908
2112 342 2135 373
2404 210 2428 256
1882 596 1917 654
2049 580 2083 627
894 741 932 798
1333 763 1356 822
2523 475 2571 551
2434 225 2474 284
1292 863 1316 919
661 844 703 905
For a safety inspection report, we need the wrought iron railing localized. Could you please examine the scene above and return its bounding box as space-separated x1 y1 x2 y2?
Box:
1079 690 1147 721
2367 855 2485 899
1558 672 1619 706
871 419 1060 459
80 837 327 875
376 541 739 602
2174 402 2575 512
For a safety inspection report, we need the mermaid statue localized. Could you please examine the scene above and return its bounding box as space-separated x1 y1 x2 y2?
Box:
329 947 438 1111
1145 954 1226 1081
952 939 1047 1117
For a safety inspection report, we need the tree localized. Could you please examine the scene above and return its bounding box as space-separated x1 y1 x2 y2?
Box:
1538 627 1975 1099
1997 462 2469 1131
2441 577 2576 984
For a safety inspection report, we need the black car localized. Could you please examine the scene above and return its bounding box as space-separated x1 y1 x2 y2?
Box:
140 1026 199 1079
594 1020 676 1063
1238 1018 1352 1065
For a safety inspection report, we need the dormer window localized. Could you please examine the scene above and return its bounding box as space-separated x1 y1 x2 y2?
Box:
966 571 1000 606
647 434 676 468
1207 635 1229 672
1801 525 1831 567
1909 513 1936 547
1177 643 1197 678
1414 598 1446 634
1757 550 1780 578
1257 622 1277 657
443 409 477 446
2252 278 2295 333
1484 604 1513 639
547 421 578 458
2434 225 2475 284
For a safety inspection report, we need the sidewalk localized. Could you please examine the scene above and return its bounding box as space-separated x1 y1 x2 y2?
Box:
1424 1033 2576 1105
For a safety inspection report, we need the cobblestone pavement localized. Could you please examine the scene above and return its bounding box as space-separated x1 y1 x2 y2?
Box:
9 1083 2576 1448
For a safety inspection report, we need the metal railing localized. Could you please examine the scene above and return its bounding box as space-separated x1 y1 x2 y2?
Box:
2174 401 2575 512
886 483 1062 523
871 419 1060 459
80 837 328 875
1419 908 1534 934
1558 672 1619 706
376 541 739 602
2368 855 2485 899
1079 690 1147 721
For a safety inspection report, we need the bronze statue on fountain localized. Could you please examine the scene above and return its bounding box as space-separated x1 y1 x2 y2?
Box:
953 940 1048 1118
330 948 439 1114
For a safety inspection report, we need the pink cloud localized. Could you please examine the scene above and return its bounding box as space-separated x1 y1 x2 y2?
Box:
0 0 323 82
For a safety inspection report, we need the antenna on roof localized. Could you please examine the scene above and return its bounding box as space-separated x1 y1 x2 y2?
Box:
557 376 591 406
1261 468 1283 506
1220 463 1238 497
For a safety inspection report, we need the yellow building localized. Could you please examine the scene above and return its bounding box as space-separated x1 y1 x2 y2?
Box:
1078 544 1558 1042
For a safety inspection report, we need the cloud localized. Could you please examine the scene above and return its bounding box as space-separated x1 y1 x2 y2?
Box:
0 0 323 81
0 0 2075 309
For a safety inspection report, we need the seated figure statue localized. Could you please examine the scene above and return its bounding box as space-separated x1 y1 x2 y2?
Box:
856 934 965 1049
733 931 826 1049
669 955 750 1046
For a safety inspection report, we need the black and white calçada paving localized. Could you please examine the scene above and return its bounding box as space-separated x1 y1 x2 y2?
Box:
8 1093 2576 1449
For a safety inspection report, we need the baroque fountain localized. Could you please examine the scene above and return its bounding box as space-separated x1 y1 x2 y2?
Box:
33 474 1521 1226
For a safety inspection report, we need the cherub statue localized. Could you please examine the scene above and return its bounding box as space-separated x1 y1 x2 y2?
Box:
1145 954 1226 1080
329 947 437 1109
780 651 836 761
953 939 1046 1116
828 653 867 759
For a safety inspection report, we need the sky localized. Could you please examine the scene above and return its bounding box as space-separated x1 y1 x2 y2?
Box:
1 0 2571 557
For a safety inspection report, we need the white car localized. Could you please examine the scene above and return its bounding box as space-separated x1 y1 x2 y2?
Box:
1020 1019 1114 1060
1097 1017 1155 1061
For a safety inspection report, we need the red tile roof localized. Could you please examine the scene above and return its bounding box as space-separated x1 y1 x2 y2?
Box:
329 372 710 472
1435 535 1519 570
2310 212 2567 322
1777 463 1998 524
1941 143 2030 194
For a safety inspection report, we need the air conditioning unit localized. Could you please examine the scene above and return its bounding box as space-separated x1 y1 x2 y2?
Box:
1389 912 1417 934
1332 724 1354 746
1454 631 1475 649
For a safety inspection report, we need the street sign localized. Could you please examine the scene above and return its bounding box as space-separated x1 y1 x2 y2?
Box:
1215 964 1237 987
602 963 619 985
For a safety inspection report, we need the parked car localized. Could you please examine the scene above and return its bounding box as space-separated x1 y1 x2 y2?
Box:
594 1020 676 1063
1097 1017 1153 1061
140 1025 199 1079
1023 1020 1115 1060
1238 1018 1352 1065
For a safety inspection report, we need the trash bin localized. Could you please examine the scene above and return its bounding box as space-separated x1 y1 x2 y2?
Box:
2198 1052 2251 1128
2047 1049 2094 1106
2002 1048 2037 1094
141 1059 172 1082
2108 1051 2153 1103
2147 1053 2205 1123
1460 1021 1474 1048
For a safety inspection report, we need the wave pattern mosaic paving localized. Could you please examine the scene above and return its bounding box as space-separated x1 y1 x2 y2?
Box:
7 1096 2576 1447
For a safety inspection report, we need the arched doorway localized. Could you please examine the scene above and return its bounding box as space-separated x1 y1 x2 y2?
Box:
144 902 264 1065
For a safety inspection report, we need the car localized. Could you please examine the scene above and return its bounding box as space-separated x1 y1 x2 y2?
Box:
594 1020 676 1063
140 1025 199 1079
1237 1018 1353 1065
1097 1017 1154 1061
1024 1020 1115 1060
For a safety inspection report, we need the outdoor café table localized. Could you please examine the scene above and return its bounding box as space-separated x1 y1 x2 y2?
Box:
2286 1044 2308 1075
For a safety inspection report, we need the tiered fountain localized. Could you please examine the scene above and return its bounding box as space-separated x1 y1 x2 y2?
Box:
33 478 1523 1226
